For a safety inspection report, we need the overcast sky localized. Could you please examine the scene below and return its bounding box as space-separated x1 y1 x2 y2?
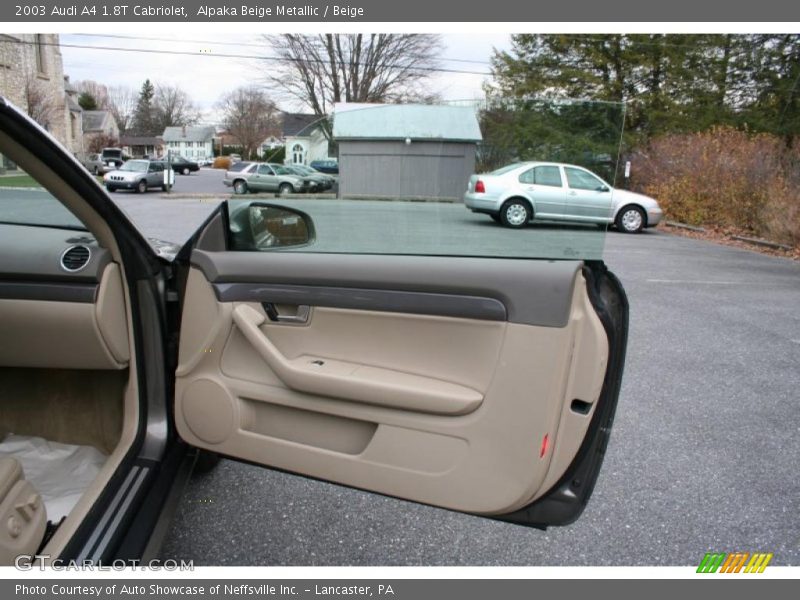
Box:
60 33 511 123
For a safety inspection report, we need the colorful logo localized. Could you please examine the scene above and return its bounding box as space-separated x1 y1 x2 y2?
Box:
697 552 773 573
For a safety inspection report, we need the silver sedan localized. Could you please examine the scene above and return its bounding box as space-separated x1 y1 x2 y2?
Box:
464 162 663 232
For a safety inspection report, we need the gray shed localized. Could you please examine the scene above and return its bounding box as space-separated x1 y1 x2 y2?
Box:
332 104 482 201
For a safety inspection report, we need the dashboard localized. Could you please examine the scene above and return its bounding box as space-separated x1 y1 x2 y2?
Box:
0 223 129 370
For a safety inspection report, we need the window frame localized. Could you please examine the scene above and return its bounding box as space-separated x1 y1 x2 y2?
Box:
564 166 607 191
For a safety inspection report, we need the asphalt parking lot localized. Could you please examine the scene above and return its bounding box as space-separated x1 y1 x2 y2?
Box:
106 195 800 566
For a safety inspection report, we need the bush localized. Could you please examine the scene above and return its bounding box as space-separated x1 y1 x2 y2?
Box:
630 127 800 246
212 156 232 170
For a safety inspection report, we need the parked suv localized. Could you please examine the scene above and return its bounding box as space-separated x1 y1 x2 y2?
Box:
223 161 258 194
100 147 127 170
103 159 169 193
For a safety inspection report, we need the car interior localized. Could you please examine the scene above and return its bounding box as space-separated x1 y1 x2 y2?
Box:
0 102 619 563
0 133 140 564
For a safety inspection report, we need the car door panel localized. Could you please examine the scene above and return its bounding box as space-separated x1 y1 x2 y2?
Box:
520 166 566 218
563 166 614 221
175 251 609 516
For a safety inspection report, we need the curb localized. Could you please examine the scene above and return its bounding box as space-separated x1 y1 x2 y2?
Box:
665 221 706 233
730 235 794 252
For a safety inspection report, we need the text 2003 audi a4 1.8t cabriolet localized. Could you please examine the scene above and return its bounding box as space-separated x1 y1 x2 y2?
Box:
0 97 627 565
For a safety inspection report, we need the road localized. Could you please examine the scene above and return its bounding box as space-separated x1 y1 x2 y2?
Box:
3 187 798 565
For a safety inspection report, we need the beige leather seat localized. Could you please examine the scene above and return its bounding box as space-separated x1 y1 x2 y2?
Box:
0 457 46 565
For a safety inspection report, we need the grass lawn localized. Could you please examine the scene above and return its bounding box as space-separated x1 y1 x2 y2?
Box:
0 174 42 188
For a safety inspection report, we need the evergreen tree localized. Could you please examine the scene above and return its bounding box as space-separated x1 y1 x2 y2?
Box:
489 34 800 144
131 79 156 136
77 91 98 111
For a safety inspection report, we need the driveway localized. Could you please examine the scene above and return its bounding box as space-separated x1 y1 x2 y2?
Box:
102 196 800 565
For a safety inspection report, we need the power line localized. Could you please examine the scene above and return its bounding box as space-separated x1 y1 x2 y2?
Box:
69 33 496 67
0 37 493 76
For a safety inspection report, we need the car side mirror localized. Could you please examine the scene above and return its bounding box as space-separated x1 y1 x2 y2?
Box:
228 202 316 251
597 185 610 192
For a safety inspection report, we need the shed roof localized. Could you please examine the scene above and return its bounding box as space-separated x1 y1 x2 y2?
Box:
333 103 482 142
162 125 216 142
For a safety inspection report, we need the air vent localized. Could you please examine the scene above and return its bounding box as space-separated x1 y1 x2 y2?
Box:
60 245 91 272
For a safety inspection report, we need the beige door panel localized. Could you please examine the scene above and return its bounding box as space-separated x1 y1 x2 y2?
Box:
232 303 484 415
175 266 608 515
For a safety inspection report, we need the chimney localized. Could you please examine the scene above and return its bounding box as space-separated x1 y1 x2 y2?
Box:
182 125 186 138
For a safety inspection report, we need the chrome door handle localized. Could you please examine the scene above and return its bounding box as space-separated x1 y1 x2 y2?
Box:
263 303 311 324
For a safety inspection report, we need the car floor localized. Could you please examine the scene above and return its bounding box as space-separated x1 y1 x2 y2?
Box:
0 367 126 522
0 434 106 522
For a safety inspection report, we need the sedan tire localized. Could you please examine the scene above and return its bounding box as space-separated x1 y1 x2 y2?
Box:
616 205 645 233
136 180 147 194
233 180 248 195
500 199 531 229
182 167 190 176
279 183 293 196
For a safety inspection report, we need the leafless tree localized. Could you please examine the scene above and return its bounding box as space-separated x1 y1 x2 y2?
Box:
86 133 120 154
74 79 110 107
261 34 443 122
24 76 60 131
153 83 200 132
217 86 280 159
105 85 137 135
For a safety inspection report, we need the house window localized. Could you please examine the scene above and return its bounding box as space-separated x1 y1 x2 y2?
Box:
186 141 194 147
292 143 305 165
35 34 46 75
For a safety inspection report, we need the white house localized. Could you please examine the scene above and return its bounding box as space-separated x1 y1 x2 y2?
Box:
162 125 215 161
280 113 330 166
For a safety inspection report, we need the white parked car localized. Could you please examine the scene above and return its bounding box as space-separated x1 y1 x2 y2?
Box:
464 162 663 233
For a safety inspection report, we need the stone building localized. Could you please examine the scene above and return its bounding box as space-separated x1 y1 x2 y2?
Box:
0 33 83 159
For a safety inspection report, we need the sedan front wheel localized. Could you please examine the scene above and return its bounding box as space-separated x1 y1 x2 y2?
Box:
616 206 645 233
